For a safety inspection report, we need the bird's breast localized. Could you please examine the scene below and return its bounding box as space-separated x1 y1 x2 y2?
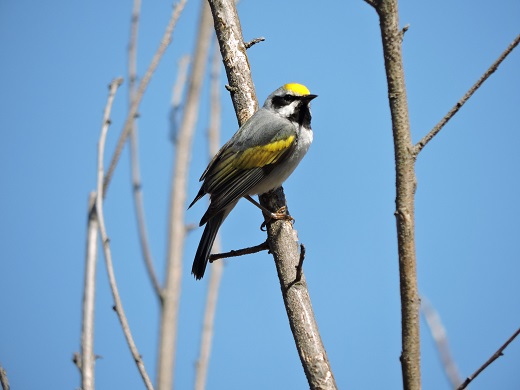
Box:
248 127 313 195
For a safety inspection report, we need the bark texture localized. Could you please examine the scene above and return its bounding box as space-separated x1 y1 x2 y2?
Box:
208 0 337 388
372 1 421 388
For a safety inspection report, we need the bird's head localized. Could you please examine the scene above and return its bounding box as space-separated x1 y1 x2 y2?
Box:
263 83 317 122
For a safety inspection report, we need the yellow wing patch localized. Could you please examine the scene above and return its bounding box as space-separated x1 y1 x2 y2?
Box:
284 83 310 96
235 135 295 170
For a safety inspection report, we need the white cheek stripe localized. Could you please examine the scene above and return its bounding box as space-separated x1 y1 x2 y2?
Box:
277 101 299 118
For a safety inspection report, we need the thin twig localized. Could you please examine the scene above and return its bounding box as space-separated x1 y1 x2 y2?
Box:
244 37 265 49
296 244 305 280
95 78 154 390
0 363 10 390
224 84 238 93
169 55 191 143
129 144 163 300
79 192 99 390
195 42 224 390
156 2 214 389
414 33 520 156
401 24 410 41
209 241 269 262
103 0 187 196
421 297 461 387
456 327 520 390
72 352 82 371
295 244 306 282
128 0 141 90
127 0 163 302
287 244 306 289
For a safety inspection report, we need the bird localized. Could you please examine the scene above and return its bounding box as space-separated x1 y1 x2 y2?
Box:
188 83 317 279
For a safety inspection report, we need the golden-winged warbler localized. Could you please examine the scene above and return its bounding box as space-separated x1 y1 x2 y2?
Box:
189 83 317 279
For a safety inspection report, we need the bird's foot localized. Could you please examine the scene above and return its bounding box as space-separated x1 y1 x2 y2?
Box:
260 206 294 231
270 206 294 221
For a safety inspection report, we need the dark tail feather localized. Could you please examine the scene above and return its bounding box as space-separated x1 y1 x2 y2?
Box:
188 186 206 210
192 211 225 280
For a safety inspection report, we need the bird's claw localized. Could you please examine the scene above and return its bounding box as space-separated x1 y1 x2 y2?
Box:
270 206 294 221
259 206 294 231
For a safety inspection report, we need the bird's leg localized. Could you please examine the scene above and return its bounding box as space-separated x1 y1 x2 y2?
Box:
244 195 294 223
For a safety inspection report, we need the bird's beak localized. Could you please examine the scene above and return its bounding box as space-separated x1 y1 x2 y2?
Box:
304 94 318 102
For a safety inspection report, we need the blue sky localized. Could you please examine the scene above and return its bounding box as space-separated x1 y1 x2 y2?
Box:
1 0 519 389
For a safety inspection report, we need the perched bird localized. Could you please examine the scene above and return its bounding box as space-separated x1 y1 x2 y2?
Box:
189 83 317 279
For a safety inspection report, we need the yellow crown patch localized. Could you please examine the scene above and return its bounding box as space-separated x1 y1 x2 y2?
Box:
284 83 310 96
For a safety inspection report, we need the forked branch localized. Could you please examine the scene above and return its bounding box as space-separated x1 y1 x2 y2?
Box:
95 78 154 390
365 1 421 388
103 0 187 196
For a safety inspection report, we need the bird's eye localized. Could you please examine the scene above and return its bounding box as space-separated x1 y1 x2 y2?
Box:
271 94 298 108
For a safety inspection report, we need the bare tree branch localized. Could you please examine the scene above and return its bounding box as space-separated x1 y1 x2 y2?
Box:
128 0 141 91
103 0 187 196
209 241 269 262
456 327 520 390
129 136 163 300
366 6 519 390
208 1 337 388
421 297 461 387
195 249 223 390
259 192 337 390
126 0 164 302
0 363 10 390
96 78 154 390
195 43 224 390
414 33 520 155
207 0 258 123
79 192 99 390
368 1 421 388
156 2 214 389
170 55 191 143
